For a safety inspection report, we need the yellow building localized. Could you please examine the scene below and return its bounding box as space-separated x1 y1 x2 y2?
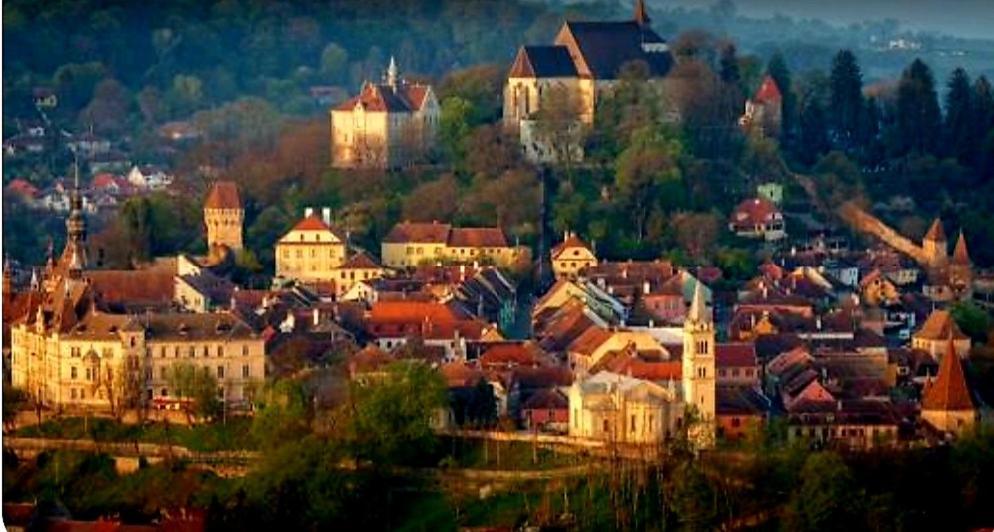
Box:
331 251 387 298
330 57 439 169
551 232 597 279
381 221 528 269
204 181 244 251
275 209 348 283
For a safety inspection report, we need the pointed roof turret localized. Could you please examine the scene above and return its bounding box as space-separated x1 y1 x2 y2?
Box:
953 231 970 265
633 0 651 26
922 334 975 412
687 279 711 324
386 56 398 89
924 218 946 242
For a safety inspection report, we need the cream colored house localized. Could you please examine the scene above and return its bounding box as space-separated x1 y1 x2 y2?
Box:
380 221 528 269
568 371 682 444
331 251 387 298
275 209 348 284
551 232 597 280
330 58 438 169
10 308 265 410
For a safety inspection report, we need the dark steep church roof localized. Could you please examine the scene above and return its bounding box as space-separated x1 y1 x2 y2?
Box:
509 46 578 78
557 20 672 79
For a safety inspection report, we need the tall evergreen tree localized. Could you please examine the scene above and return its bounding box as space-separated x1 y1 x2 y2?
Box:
828 50 864 151
799 93 830 165
943 68 974 164
973 76 994 180
861 96 884 166
894 58 942 156
767 52 795 142
719 42 741 85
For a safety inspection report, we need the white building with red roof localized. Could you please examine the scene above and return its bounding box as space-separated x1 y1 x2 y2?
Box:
729 197 786 241
330 57 438 169
275 207 349 284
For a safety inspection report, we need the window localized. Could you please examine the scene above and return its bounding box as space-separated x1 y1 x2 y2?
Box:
217 345 224 357
731 417 741 428
217 366 225 379
242 365 250 378
602 419 610 433
630 415 636 433
160 346 166 358
242 345 249 356
71 388 77 399
188 346 195 357
648 415 654 431
160 367 166 380
174 346 180 358
203 346 209 357
71 367 78 380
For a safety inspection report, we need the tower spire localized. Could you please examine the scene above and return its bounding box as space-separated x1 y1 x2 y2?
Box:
687 279 710 324
634 0 651 26
386 56 398 89
63 157 88 274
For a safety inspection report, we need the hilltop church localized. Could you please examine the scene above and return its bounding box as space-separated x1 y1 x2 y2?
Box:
503 0 674 161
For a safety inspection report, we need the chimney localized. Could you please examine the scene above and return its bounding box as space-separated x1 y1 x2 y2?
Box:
322 207 332 227
304 207 314 219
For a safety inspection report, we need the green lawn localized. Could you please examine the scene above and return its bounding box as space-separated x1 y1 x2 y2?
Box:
16 416 255 452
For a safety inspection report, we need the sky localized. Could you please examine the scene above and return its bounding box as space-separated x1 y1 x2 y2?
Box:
661 0 994 39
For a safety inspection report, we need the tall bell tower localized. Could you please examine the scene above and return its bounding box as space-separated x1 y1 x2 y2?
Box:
682 279 716 447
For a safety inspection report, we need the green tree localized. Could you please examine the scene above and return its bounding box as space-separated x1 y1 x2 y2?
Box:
828 50 864 151
893 59 941 156
944 68 974 164
251 380 313 450
120 197 153 264
319 43 349 83
974 76 994 180
167 362 221 422
950 301 992 343
615 127 684 242
766 52 795 142
346 361 447 464
168 74 204 116
439 96 474 165
798 91 830 165
784 452 861 531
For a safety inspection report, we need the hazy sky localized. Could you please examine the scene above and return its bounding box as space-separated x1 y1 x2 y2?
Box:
662 0 994 39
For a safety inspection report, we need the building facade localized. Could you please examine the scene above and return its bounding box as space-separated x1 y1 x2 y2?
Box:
275 209 348 284
381 221 528 269
330 58 439 169
204 181 244 251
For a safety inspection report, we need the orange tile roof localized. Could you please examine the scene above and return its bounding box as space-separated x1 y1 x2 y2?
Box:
383 221 451 243
716 343 757 368
479 342 545 368
86 269 175 305
730 197 781 226
447 227 508 248
916 310 969 341
922 338 975 411
204 181 240 210
551 233 593 260
567 326 614 357
342 251 381 269
924 218 945 242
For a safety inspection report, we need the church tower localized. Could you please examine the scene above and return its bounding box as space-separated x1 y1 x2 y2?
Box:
950 230 973 299
922 218 948 269
62 162 88 277
204 181 244 251
682 279 716 446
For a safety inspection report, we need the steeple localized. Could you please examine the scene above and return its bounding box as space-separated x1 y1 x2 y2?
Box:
386 56 398 89
634 0 651 26
63 159 88 275
687 279 711 325
953 231 970 265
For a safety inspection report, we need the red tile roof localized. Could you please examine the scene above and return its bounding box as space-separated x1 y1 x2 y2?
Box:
204 181 241 210
479 342 546 368
383 221 452 243
86 269 175 306
716 343 757 368
342 251 381 269
7 178 40 197
291 214 331 231
922 338 975 412
448 227 508 248
551 233 593 260
522 388 568 410
730 197 781 226
916 310 969 341
334 82 432 113
952 231 970 264
753 75 782 103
